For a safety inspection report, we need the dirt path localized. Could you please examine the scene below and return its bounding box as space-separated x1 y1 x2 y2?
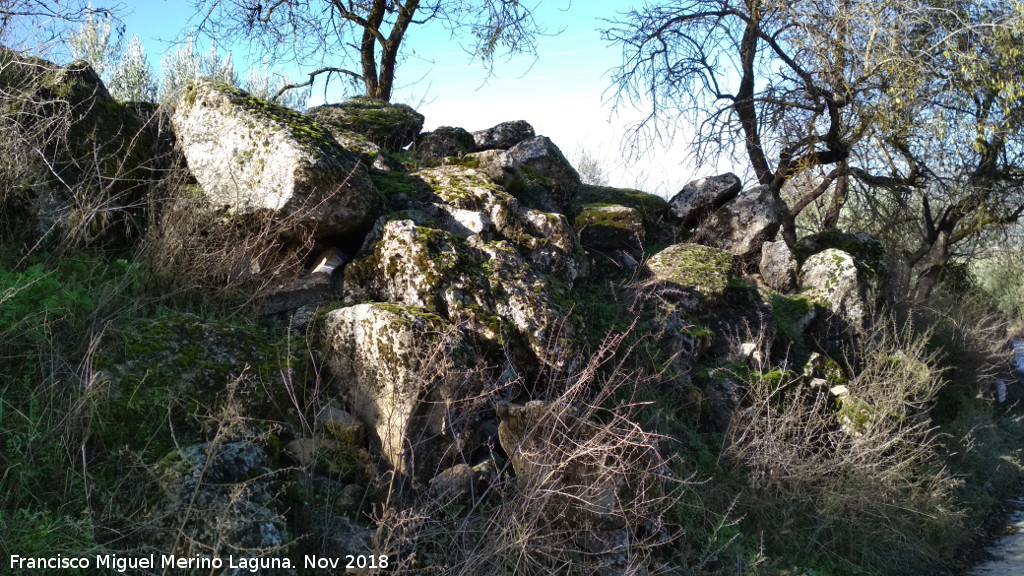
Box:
972 499 1024 575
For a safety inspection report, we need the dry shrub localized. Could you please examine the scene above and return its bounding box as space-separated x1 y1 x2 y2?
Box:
725 316 962 573
375 330 678 575
139 172 321 305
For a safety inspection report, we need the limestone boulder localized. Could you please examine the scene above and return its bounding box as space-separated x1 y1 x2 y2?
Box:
472 120 536 151
416 126 476 161
463 149 528 194
668 173 742 227
413 165 588 285
318 303 485 478
343 220 581 370
306 96 424 151
172 80 377 236
694 185 786 259
0 49 164 247
799 248 878 329
647 243 737 307
574 204 645 250
507 136 581 215
760 240 798 292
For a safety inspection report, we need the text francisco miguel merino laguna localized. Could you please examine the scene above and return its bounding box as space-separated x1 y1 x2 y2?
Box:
9 553 389 572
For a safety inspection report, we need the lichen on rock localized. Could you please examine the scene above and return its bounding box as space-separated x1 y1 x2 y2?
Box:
172 79 378 237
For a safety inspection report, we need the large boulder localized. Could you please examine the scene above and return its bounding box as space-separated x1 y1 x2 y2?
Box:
799 248 877 329
305 96 424 151
318 303 486 479
574 204 644 250
343 219 581 371
0 49 163 247
416 126 476 161
462 149 528 194
172 80 377 237
668 173 742 227
693 185 786 259
471 120 535 151
647 243 737 307
507 136 581 215
412 165 588 285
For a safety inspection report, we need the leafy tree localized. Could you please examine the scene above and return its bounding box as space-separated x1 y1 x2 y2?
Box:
193 0 555 102
108 35 158 102
67 6 118 78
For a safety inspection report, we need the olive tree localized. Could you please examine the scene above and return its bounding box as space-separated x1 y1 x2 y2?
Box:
604 0 1024 299
193 0 555 102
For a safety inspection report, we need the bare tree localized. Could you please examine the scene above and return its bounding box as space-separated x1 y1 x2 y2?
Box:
193 0 557 102
604 0 1024 299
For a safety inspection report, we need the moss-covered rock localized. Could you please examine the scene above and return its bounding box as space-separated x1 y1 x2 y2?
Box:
413 165 588 285
799 248 878 329
794 230 885 271
306 97 424 151
647 243 737 303
693 185 786 259
317 303 488 479
0 48 163 247
343 219 581 370
416 126 476 161
575 204 645 250
172 80 378 237
507 136 581 215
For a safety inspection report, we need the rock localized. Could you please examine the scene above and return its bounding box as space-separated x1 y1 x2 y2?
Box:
462 149 528 194
799 248 877 329
471 120 536 150
152 441 291 569
668 173 742 226
646 243 737 306
306 96 424 151
575 205 645 250
574 185 669 231
316 404 365 445
694 185 786 259
258 272 331 316
704 377 742 432
760 240 798 291
794 231 884 269
416 126 476 161
507 136 581 214
0 49 163 247
329 129 403 171
412 165 588 285
429 463 476 503
343 220 581 370
318 303 486 479
172 80 377 237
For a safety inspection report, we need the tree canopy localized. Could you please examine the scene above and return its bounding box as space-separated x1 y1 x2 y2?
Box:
194 0 553 102
604 0 1024 298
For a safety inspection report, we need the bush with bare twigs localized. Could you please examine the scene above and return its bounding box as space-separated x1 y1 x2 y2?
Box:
724 316 962 573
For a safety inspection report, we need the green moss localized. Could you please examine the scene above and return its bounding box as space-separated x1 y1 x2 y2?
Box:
574 204 642 232
771 293 812 346
648 243 736 297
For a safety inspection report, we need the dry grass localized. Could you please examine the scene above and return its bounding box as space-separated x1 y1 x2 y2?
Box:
724 315 963 573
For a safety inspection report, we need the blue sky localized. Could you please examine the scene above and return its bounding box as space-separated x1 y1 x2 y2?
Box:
114 0 725 196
